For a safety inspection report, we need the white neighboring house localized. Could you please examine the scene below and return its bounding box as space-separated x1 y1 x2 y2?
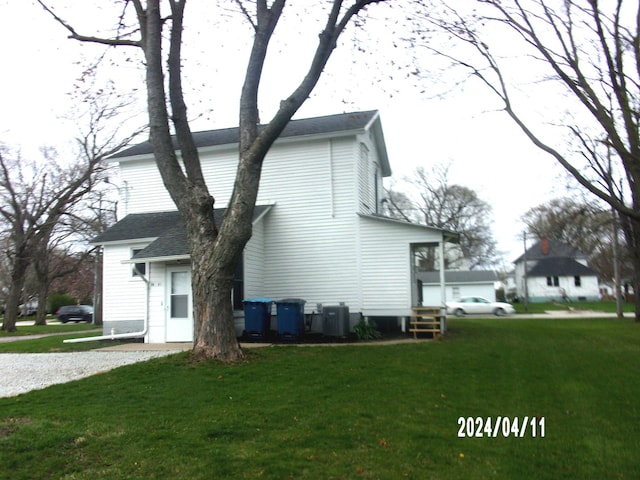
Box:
418 270 498 306
92 111 458 343
513 239 600 302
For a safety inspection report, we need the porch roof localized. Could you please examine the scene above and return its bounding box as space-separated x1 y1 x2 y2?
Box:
357 213 460 243
93 205 273 262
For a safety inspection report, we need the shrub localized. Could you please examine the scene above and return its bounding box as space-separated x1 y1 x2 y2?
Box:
353 318 381 340
47 293 78 315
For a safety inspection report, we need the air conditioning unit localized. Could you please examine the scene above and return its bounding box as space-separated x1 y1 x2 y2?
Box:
322 305 350 336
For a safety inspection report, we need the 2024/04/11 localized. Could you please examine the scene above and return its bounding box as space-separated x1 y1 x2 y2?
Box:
457 416 545 438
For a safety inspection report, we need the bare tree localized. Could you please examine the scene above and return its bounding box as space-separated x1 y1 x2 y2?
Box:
0 149 97 331
0 93 137 331
39 0 389 361
411 0 640 319
387 163 498 269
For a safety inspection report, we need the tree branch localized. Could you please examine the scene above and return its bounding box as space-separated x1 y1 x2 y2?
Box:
36 0 141 47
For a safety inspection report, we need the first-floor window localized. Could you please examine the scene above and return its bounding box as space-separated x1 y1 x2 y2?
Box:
131 249 147 277
574 276 581 287
546 276 559 287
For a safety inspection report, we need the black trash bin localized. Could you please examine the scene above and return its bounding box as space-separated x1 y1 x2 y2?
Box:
276 298 306 338
243 298 273 338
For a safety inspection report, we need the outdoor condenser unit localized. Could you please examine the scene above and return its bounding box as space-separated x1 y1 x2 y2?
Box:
322 305 350 336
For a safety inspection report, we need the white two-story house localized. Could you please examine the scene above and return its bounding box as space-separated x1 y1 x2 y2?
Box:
92 110 457 343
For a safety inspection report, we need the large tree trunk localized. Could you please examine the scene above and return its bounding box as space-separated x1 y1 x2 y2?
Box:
188 211 245 361
2 255 30 332
34 282 49 326
34 253 49 326
620 211 640 322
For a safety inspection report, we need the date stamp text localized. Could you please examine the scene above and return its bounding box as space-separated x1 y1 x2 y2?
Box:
457 416 545 438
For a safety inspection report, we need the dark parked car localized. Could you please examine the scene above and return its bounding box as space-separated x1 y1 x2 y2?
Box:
57 305 94 323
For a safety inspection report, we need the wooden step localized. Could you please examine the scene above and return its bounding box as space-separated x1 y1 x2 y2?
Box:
409 306 445 338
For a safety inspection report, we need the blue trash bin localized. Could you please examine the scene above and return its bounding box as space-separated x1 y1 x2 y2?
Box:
243 298 273 338
276 298 306 338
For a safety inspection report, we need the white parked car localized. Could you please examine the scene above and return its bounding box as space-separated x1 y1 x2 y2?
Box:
446 296 515 317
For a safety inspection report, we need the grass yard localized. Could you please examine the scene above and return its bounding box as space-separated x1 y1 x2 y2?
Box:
1 317 639 479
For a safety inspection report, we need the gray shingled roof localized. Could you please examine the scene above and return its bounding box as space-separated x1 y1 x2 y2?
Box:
417 271 498 284
513 239 586 263
527 257 599 277
92 206 273 261
91 211 182 244
111 110 380 159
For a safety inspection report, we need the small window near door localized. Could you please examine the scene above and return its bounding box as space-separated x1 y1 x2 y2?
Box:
170 271 190 318
131 249 147 277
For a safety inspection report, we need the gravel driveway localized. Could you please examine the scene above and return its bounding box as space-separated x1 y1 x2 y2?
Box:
0 351 179 398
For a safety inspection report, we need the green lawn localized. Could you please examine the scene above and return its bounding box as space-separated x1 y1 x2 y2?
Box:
1 318 639 479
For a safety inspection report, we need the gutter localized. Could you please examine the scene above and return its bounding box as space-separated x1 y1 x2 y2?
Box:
64 265 150 344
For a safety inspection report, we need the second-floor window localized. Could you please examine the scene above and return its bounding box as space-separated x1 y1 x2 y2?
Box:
358 143 371 213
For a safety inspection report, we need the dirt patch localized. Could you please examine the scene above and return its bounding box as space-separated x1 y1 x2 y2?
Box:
0 417 30 438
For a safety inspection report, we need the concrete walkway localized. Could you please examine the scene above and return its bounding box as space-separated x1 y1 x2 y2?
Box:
0 328 102 343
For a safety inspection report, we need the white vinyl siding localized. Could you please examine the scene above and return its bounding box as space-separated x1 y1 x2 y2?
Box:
117 159 175 215
358 216 444 316
422 282 496 306
259 138 359 309
117 136 362 312
102 243 148 325
243 218 265 299
146 262 167 343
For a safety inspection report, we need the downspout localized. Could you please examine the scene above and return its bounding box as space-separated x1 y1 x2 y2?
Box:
64 265 150 343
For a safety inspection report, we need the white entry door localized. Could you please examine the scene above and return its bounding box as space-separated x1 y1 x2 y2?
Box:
166 268 193 342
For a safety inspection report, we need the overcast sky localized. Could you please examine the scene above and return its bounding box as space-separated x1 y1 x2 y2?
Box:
0 1 573 266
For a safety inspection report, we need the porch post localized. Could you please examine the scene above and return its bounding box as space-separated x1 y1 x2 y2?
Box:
439 234 447 334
